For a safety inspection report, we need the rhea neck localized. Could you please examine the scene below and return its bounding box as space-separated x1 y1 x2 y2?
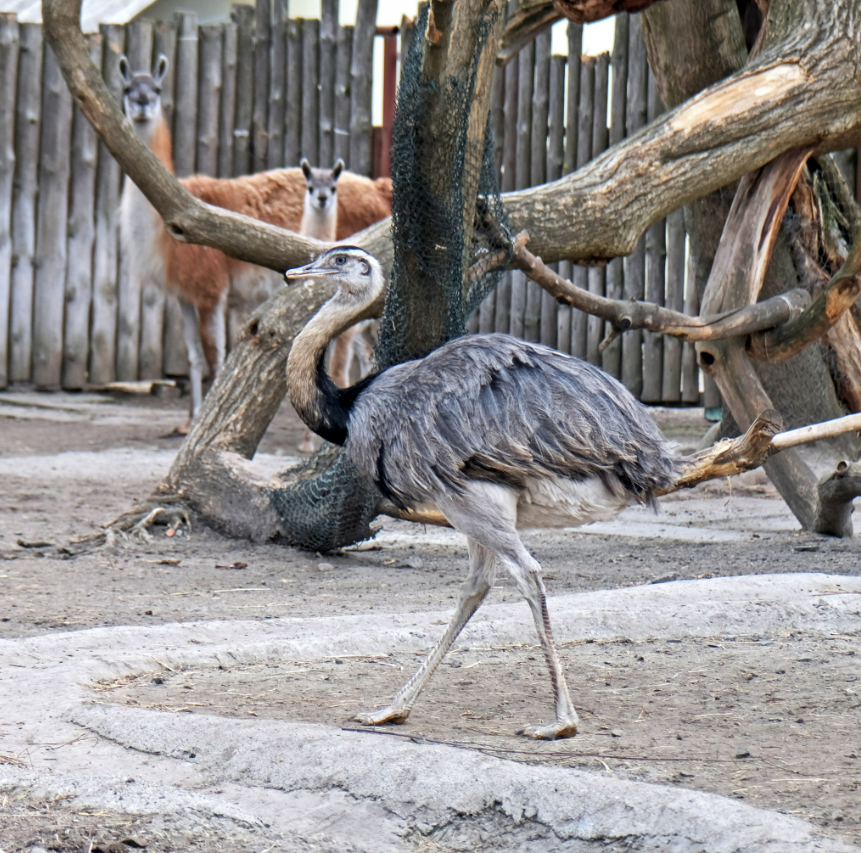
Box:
286 290 373 446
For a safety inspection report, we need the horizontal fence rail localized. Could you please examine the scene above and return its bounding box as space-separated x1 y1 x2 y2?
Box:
2 4 854 402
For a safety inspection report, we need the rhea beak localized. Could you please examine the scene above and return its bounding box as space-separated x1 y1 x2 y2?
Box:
284 262 330 284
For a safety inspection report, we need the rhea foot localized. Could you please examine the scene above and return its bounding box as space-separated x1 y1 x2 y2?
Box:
518 719 578 740
353 705 410 726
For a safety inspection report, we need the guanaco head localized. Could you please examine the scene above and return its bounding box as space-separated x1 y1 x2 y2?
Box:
119 54 168 128
301 158 345 213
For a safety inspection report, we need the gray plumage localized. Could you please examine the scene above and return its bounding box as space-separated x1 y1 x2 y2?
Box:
284 247 682 740
348 333 678 511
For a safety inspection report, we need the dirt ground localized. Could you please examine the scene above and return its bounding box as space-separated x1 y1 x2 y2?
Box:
1 389 860 853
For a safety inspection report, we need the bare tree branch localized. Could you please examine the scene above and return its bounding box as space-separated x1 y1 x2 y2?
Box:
511 233 811 343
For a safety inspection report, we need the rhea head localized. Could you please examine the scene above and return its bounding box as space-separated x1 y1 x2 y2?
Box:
285 246 385 307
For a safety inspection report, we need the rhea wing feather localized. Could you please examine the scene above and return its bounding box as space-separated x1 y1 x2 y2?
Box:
346 334 679 509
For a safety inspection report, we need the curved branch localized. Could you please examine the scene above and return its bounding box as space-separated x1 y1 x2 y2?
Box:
747 235 861 362
511 236 810 342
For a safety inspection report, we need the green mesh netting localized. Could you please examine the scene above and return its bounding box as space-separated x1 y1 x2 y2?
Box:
376 3 510 369
270 3 511 551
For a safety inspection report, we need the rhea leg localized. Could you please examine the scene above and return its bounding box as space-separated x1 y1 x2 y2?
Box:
505 555 578 739
439 483 578 739
354 538 496 726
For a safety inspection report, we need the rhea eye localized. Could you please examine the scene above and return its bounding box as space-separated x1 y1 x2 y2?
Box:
335 255 346 265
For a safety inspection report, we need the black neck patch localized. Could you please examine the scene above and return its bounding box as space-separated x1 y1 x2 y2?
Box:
310 354 378 446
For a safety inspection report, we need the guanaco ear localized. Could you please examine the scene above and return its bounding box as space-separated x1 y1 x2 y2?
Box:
332 159 344 181
118 55 132 86
300 158 312 180
153 54 169 85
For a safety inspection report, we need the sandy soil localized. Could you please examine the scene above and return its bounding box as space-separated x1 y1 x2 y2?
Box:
1 389 859 852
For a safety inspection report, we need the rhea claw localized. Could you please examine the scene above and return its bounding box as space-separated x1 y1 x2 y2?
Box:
354 706 411 726
518 720 579 740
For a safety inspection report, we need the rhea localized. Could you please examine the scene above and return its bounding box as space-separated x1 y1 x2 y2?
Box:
285 247 679 739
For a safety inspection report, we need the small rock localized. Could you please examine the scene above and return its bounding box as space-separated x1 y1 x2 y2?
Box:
611 729 623 738
735 749 752 759
317 562 334 571
650 572 678 584
400 557 424 569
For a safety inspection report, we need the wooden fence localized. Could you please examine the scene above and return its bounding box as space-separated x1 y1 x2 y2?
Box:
6 5 852 404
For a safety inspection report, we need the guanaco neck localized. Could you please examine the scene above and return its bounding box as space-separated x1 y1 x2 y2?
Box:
300 195 337 241
286 294 371 446
131 113 175 174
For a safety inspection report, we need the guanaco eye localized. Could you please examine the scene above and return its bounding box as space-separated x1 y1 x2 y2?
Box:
123 87 131 95
154 87 162 94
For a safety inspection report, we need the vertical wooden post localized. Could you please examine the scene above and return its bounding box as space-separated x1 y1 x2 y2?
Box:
62 33 100 390
319 0 338 167
541 53 566 350
10 23 41 383
232 5 254 176
154 17 186 378
641 70 665 401
153 20 178 129
494 54 518 336
564 22 582 174
509 40 533 341
301 18 320 163
621 13 648 398
557 21 582 355
252 0 271 172
586 51 609 367
349 0 377 176
126 17 152 70
662 208 685 402
89 24 122 386
570 54 594 359
267 0 287 169
219 21 238 178
196 25 223 176
602 12 627 379
0 14 18 388
525 29 550 345
284 14 302 166
377 33 397 177
333 23 353 166
173 12 199 178
32 43 73 388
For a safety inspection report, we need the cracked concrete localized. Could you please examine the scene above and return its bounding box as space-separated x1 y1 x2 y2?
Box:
2 574 860 852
